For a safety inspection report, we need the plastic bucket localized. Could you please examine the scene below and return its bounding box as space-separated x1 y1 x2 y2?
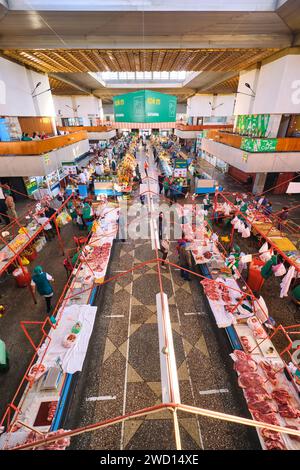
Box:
12 267 31 287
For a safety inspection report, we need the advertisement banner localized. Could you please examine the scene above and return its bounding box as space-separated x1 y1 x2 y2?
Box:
241 138 277 152
236 114 270 137
174 159 188 168
113 90 177 123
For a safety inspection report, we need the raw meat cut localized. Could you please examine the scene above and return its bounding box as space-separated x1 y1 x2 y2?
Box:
234 350 252 361
260 361 279 385
278 403 300 419
247 399 277 414
271 388 291 405
252 411 279 425
264 439 286 450
238 372 265 389
261 428 281 441
234 359 257 374
245 386 272 402
286 425 300 442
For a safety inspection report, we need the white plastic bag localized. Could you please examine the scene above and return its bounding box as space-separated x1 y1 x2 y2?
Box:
272 263 287 277
241 226 251 238
231 216 238 226
259 242 272 262
234 218 241 230
237 221 244 233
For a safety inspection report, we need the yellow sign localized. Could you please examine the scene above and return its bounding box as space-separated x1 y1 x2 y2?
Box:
147 97 160 105
115 99 124 106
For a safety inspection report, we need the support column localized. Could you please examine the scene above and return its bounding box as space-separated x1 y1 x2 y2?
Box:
252 173 267 195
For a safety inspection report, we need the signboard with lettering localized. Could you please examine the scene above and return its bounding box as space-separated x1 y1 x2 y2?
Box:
174 159 188 169
113 90 177 123
241 138 277 152
236 114 270 137
25 178 38 195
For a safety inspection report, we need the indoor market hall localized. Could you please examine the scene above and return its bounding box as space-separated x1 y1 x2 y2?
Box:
0 0 300 458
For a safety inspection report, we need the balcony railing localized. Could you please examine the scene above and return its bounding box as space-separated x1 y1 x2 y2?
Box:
57 125 113 133
206 131 300 153
175 123 233 132
0 131 88 156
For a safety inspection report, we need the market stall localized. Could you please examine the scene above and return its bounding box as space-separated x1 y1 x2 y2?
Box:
175 203 300 450
0 202 119 439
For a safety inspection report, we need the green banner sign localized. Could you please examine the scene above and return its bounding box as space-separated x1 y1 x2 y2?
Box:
175 159 188 168
113 90 177 123
241 138 278 152
25 179 38 195
236 114 270 137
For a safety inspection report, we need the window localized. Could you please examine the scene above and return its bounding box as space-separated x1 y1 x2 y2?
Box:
127 72 135 79
144 71 152 79
161 71 169 79
153 72 161 79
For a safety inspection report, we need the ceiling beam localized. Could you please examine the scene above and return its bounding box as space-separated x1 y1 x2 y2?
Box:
49 73 92 95
0 34 292 50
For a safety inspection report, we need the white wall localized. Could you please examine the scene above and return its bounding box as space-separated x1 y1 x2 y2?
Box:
88 130 116 140
53 95 103 125
202 138 300 173
187 95 212 117
0 57 55 117
175 129 198 139
253 55 300 114
0 139 90 177
187 93 235 118
213 94 235 117
234 68 259 115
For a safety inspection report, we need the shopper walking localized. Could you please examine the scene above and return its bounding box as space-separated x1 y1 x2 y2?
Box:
31 265 54 314
159 238 170 269
158 211 163 240
163 177 170 198
263 201 273 216
178 241 192 281
277 206 289 231
0 188 9 225
144 160 149 177
36 210 55 241
158 174 164 194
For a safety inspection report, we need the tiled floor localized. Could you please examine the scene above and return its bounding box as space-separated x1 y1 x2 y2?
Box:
68 146 260 450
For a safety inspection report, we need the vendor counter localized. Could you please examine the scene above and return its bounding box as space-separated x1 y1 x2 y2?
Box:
3 203 119 440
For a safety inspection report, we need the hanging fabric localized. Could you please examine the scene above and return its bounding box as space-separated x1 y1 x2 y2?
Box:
280 266 296 298
272 263 287 277
241 225 251 238
237 221 244 233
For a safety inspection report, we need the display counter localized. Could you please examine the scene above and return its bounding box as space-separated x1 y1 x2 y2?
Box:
1 203 119 443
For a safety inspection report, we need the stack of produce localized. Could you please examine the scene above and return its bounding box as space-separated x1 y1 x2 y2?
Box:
117 152 135 188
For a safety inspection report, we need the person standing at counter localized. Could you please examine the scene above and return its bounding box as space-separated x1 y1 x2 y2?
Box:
31 266 54 314
78 170 87 184
5 194 17 221
158 174 164 194
163 177 170 198
277 206 289 231
178 241 192 281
